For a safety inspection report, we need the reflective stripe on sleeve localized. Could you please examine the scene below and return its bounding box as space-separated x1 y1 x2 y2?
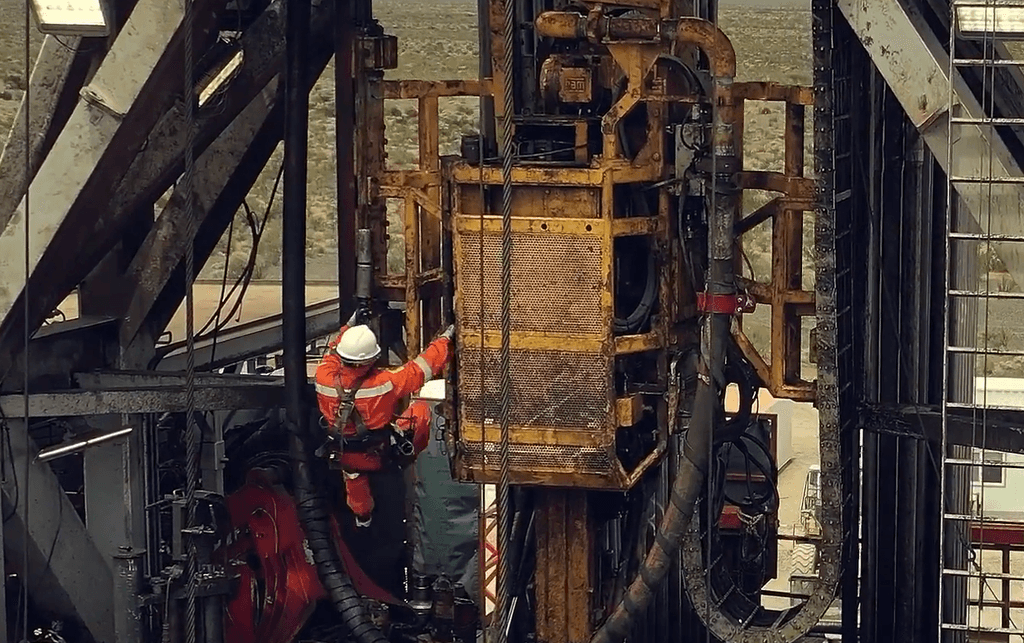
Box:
413 356 433 381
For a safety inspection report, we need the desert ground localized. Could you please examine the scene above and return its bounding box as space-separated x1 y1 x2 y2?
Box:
2 0 1023 627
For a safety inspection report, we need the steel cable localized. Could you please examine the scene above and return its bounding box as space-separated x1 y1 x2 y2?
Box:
183 0 201 639
21 2 31 640
494 0 516 639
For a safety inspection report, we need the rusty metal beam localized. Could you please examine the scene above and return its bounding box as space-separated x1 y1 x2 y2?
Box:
0 0 225 381
862 403 1024 455
1 317 117 394
0 383 287 417
381 79 489 99
0 36 88 230
118 78 281 347
534 490 594 643
138 33 337 347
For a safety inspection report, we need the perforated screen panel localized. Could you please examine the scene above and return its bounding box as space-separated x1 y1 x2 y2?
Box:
458 347 611 429
457 232 605 335
461 442 612 476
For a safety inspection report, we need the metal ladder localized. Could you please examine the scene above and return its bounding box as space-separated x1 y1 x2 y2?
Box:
942 3 1024 640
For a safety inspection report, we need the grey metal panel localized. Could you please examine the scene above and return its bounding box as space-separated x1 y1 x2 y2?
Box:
0 383 288 416
409 409 478 583
155 298 342 371
0 35 82 230
838 0 1024 290
2 418 114 642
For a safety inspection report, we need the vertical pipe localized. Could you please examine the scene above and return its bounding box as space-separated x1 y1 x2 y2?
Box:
203 593 224 643
283 0 310 426
337 0 356 322
113 547 144 643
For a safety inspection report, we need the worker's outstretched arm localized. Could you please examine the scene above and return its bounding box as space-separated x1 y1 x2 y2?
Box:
389 325 454 398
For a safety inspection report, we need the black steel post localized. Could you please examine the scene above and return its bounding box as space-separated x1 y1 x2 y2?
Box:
283 0 310 427
336 0 356 323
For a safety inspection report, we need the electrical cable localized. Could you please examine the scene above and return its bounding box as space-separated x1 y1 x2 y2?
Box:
195 158 281 344
209 209 236 365
613 251 657 334
591 22 740 642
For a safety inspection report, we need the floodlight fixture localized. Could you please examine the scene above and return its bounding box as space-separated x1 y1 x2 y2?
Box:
36 426 133 463
29 0 111 37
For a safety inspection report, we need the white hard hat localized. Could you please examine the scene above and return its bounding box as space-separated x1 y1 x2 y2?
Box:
336 325 381 364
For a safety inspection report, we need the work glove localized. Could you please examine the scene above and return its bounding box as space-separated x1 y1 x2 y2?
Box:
440 324 455 340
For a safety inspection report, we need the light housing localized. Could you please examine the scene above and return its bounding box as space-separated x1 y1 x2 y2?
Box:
955 2 1024 40
36 426 132 462
29 0 111 37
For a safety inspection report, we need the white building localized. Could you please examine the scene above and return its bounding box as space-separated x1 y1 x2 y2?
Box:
970 377 1024 521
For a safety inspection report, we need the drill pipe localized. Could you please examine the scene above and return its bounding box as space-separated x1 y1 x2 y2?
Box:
589 19 738 643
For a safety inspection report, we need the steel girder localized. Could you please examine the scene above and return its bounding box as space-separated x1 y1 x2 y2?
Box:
2 317 117 394
0 0 225 382
118 77 282 348
838 0 1024 290
0 382 289 417
0 36 85 230
2 420 115 642
133 17 339 351
155 298 342 371
862 402 1024 455
73 370 285 389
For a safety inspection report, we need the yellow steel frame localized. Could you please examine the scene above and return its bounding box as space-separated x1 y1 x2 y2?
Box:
377 79 485 352
731 81 818 403
448 160 670 490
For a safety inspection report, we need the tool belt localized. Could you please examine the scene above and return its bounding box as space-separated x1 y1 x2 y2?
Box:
313 372 417 469
315 424 417 469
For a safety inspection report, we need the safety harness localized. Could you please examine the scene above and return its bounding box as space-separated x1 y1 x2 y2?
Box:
314 350 415 468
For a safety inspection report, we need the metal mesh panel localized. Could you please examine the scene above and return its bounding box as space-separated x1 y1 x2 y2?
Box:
461 442 611 475
457 232 605 335
458 347 611 429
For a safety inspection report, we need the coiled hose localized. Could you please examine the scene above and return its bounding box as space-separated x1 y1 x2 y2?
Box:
288 425 389 643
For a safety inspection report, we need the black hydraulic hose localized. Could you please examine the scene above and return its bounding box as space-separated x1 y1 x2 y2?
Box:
590 335 721 643
281 0 387 636
613 251 657 334
591 19 738 643
290 432 389 643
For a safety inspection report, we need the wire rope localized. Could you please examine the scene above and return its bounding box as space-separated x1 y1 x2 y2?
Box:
494 0 516 638
182 0 201 639
21 2 32 640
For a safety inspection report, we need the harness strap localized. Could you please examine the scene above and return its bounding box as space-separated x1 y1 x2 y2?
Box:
332 370 373 440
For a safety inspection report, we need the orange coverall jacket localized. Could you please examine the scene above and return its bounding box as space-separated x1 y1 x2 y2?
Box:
314 326 451 518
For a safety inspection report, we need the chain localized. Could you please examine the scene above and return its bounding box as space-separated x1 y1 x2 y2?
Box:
494 0 516 637
182 0 200 639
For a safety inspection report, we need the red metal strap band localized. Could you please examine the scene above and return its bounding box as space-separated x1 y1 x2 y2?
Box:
696 292 756 315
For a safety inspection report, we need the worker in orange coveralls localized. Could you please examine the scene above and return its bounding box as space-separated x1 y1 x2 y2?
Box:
315 308 454 528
